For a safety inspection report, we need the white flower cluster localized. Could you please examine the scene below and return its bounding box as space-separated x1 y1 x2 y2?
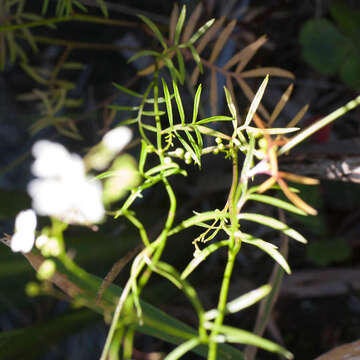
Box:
28 140 105 225
10 127 132 253
11 209 37 253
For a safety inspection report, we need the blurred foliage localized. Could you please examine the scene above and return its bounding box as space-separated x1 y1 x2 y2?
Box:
300 0 360 89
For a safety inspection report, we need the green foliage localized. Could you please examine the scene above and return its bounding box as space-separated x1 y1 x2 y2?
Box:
299 1 360 89
307 237 351 266
1 2 360 360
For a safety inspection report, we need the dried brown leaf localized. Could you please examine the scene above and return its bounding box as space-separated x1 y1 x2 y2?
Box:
224 35 267 72
196 17 225 55
235 76 270 121
209 19 237 63
287 104 309 128
239 67 295 79
169 3 179 44
210 69 218 115
182 3 203 42
269 84 293 125
190 66 200 85
278 178 318 215
279 171 319 185
257 177 276 194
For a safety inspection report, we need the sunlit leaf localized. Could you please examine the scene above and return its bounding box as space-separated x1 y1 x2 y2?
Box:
238 212 307 243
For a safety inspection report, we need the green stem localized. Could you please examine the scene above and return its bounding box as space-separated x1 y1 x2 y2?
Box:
208 247 239 360
278 94 360 155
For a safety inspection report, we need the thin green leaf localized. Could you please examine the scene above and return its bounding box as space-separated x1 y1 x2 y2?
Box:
189 18 216 44
174 6 186 45
145 162 179 177
164 57 182 82
169 210 228 236
96 0 108 17
242 238 291 274
196 116 233 125
112 82 143 98
247 194 307 216
192 84 202 124
139 140 148 175
205 284 271 320
128 50 160 63
164 338 202 360
137 14 167 49
173 80 185 125
162 78 174 129
175 131 200 166
224 86 237 119
176 49 185 84
42 0 50 15
238 213 307 243
278 94 360 155
245 126 299 136
188 43 203 73
185 129 201 161
194 127 203 153
182 240 229 279
205 323 293 359
244 75 269 126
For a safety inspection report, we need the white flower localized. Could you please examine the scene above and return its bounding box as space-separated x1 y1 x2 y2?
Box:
102 126 132 153
11 209 37 253
28 141 105 225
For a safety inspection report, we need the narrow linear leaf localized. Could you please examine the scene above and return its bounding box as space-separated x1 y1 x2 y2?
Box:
194 127 203 153
247 193 307 216
209 19 237 63
138 14 167 49
192 84 202 124
169 3 179 44
188 18 215 45
206 323 293 359
188 43 203 73
128 50 160 63
270 84 294 125
210 69 218 116
287 104 309 128
113 82 143 98
225 35 267 71
277 178 318 216
235 76 270 121
226 75 240 127
96 0 108 17
176 49 185 84
182 3 203 42
196 116 233 125
184 129 201 162
205 284 271 320
224 86 237 119
174 6 186 45
240 67 294 79
246 126 299 136
238 213 307 243
169 210 228 236
162 78 174 129
173 80 185 125
181 240 229 279
244 75 269 127
145 163 179 177
164 338 202 360
175 131 200 166
243 238 291 274
164 57 182 83
196 17 225 54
